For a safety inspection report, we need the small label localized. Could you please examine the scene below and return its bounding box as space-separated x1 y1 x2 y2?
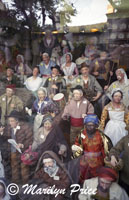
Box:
40 135 44 139
53 176 60 180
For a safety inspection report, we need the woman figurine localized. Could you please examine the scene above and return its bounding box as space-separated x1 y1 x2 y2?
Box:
61 53 78 85
26 87 59 133
100 88 129 146
32 115 71 162
15 54 32 84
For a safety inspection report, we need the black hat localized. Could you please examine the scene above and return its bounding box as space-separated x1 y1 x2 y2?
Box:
51 65 62 74
71 85 84 93
7 110 22 120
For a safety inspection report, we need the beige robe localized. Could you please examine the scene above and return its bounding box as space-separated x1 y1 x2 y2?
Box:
0 94 24 125
78 177 129 200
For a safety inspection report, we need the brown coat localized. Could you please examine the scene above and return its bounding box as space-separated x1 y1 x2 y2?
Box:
109 134 129 185
0 121 33 180
5 122 33 152
34 151 71 200
35 167 70 190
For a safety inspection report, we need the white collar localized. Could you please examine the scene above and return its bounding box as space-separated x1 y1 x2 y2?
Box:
14 125 20 131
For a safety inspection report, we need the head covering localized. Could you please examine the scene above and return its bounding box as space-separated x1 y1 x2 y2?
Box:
42 114 53 125
6 67 14 72
116 68 128 85
16 54 24 63
42 52 49 57
84 114 99 125
51 65 62 74
43 158 53 164
35 150 73 183
98 167 118 182
65 52 73 61
36 151 64 172
6 84 16 91
111 88 123 98
71 85 84 94
7 110 21 120
37 87 47 97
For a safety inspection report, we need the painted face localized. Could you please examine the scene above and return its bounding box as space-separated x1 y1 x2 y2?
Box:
43 159 57 177
42 55 49 64
66 54 71 63
33 67 39 76
100 52 107 59
52 68 59 77
116 70 124 81
17 56 22 64
81 67 89 77
38 91 46 101
6 88 14 97
112 92 122 103
73 90 83 101
43 159 54 168
44 120 52 131
85 122 96 135
98 178 112 193
8 117 18 128
7 68 13 76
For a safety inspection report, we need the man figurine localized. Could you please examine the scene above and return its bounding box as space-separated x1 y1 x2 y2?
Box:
72 63 103 104
44 65 66 99
109 134 129 196
0 110 33 184
0 67 21 87
62 85 94 145
26 151 71 200
39 53 56 84
0 85 24 125
90 51 111 88
72 114 109 183
78 166 128 200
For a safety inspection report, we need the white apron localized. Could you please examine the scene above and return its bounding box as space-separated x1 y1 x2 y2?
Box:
104 110 128 146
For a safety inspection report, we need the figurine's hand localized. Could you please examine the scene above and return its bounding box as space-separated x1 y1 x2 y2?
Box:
111 155 118 167
17 143 24 149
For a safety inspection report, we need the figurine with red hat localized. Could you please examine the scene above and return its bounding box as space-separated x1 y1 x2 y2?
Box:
78 166 128 200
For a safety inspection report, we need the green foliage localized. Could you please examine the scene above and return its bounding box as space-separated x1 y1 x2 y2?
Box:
59 0 77 26
4 0 77 30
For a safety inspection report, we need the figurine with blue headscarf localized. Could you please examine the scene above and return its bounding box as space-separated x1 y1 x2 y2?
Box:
72 114 107 183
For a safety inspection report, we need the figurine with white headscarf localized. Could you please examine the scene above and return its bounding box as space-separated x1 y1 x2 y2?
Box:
105 68 129 110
